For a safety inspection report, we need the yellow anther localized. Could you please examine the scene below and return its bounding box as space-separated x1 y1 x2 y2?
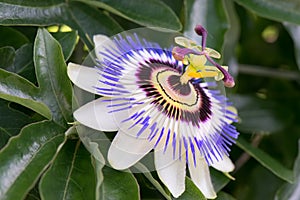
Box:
188 71 218 79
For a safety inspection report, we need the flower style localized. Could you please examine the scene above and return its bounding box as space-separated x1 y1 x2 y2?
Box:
67 25 239 199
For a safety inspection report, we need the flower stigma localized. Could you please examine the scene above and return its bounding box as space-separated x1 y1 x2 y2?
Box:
173 25 235 87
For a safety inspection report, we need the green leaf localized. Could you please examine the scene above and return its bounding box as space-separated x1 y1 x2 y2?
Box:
222 0 240 64
12 44 33 73
0 120 66 200
0 46 15 70
275 140 300 200
100 167 140 200
40 140 96 200
183 0 228 52
0 68 51 119
93 156 105 200
216 192 236 200
0 26 29 49
232 95 284 133
52 31 78 61
236 137 294 183
76 124 108 163
134 162 171 200
76 124 106 200
0 1 123 49
65 2 123 49
78 0 182 31
284 23 300 70
76 125 144 200
10 30 76 82
34 28 73 126
12 44 36 82
176 177 206 200
211 168 230 192
76 125 139 200
234 0 300 25
25 186 41 200
0 99 36 148
162 0 183 17
0 28 74 126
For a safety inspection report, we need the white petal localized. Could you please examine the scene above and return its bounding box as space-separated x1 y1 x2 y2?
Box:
188 158 217 199
108 121 154 170
93 34 118 62
74 97 123 131
155 145 186 198
93 34 111 48
211 155 235 172
67 62 103 95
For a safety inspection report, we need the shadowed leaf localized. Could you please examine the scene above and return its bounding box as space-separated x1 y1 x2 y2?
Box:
236 137 294 183
40 140 96 200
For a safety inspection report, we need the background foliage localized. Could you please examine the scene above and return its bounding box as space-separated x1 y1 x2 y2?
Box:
0 0 300 199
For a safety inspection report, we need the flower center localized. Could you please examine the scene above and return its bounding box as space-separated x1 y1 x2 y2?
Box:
136 60 213 125
155 69 198 108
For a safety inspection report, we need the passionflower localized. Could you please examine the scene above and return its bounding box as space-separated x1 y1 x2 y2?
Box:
68 25 239 199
